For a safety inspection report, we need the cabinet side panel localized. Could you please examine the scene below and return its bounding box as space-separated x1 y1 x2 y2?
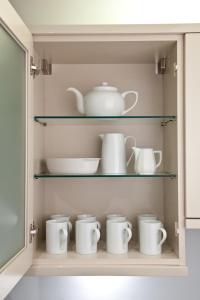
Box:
33 52 45 251
163 40 184 261
185 34 200 219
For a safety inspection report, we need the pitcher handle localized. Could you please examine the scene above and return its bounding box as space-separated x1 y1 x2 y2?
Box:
154 150 162 169
158 228 167 246
125 136 136 166
121 90 138 115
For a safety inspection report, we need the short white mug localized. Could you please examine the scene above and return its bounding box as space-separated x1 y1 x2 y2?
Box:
50 214 72 232
107 214 132 229
46 219 68 254
106 220 132 254
139 220 167 255
77 214 101 229
75 220 100 254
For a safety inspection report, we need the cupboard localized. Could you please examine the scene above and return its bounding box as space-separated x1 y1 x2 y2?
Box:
1 0 200 298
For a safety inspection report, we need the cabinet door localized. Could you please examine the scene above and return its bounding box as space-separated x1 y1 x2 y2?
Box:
0 1 33 298
185 33 200 227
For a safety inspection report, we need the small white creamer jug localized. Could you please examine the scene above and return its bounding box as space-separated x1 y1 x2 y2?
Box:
128 147 162 174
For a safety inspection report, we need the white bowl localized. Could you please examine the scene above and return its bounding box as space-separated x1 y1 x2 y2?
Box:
46 158 100 175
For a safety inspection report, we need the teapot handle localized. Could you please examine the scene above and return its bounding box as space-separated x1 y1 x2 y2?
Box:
154 150 162 168
121 90 138 115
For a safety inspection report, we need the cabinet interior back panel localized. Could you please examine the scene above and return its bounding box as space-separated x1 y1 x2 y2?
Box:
39 63 165 241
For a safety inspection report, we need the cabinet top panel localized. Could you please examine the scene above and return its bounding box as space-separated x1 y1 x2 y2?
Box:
32 24 200 37
34 40 176 64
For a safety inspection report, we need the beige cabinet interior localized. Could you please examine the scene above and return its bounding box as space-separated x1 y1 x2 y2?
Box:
31 35 186 276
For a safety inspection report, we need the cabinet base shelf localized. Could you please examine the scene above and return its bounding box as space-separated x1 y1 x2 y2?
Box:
28 243 187 276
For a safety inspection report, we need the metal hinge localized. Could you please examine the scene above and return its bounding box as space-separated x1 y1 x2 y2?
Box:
157 57 167 74
30 57 52 78
175 221 180 237
30 56 40 78
29 222 39 243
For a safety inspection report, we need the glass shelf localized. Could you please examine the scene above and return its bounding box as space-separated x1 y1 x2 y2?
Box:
34 115 176 126
34 172 176 179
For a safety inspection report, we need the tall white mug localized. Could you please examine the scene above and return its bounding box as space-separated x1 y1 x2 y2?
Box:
50 214 72 232
107 214 132 229
106 220 132 254
76 220 100 254
139 220 167 255
77 214 101 229
46 219 68 254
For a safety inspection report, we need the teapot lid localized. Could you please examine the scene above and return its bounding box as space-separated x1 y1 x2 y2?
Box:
93 82 117 92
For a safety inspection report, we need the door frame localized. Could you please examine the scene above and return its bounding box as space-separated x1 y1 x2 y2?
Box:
0 1 33 298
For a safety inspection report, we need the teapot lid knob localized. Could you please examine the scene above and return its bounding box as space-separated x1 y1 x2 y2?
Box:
102 82 108 86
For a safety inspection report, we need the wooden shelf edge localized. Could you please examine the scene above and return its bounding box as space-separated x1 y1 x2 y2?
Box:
27 264 188 277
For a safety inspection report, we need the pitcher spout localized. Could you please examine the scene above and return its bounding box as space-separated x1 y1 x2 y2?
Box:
99 134 104 140
67 87 84 114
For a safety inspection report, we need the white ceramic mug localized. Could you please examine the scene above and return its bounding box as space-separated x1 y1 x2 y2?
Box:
139 220 167 255
50 214 72 232
137 213 157 227
107 214 132 229
106 220 132 254
77 214 101 229
75 220 100 254
46 219 68 254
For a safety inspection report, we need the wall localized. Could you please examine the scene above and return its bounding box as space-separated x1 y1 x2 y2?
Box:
9 0 200 26
6 231 200 300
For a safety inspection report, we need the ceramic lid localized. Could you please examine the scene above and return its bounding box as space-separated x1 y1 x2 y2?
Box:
93 82 117 92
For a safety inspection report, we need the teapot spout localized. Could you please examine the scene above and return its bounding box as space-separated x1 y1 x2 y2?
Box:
67 87 84 114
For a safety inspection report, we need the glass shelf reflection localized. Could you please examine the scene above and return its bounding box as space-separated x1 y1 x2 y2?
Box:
34 115 176 126
34 172 176 179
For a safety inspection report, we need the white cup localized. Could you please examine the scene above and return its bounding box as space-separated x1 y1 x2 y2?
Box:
75 220 100 254
50 214 72 232
77 214 101 229
77 214 94 220
46 219 68 254
107 214 132 229
106 220 132 254
137 213 157 231
139 220 167 255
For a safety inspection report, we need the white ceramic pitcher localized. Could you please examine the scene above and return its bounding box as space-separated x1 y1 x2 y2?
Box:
99 133 135 174
128 147 162 174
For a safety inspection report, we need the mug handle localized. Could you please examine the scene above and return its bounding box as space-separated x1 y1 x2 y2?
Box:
124 227 132 243
127 221 133 230
92 228 100 245
154 150 162 169
67 221 72 232
60 228 68 250
96 221 101 230
121 90 139 115
125 136 136 166
158 228 167 246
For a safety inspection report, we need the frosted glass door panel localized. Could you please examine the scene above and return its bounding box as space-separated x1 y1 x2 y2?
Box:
0 25 26 268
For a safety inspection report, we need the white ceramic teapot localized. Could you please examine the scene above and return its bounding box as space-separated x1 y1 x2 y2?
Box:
128 147 162 174
67 82 138 116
